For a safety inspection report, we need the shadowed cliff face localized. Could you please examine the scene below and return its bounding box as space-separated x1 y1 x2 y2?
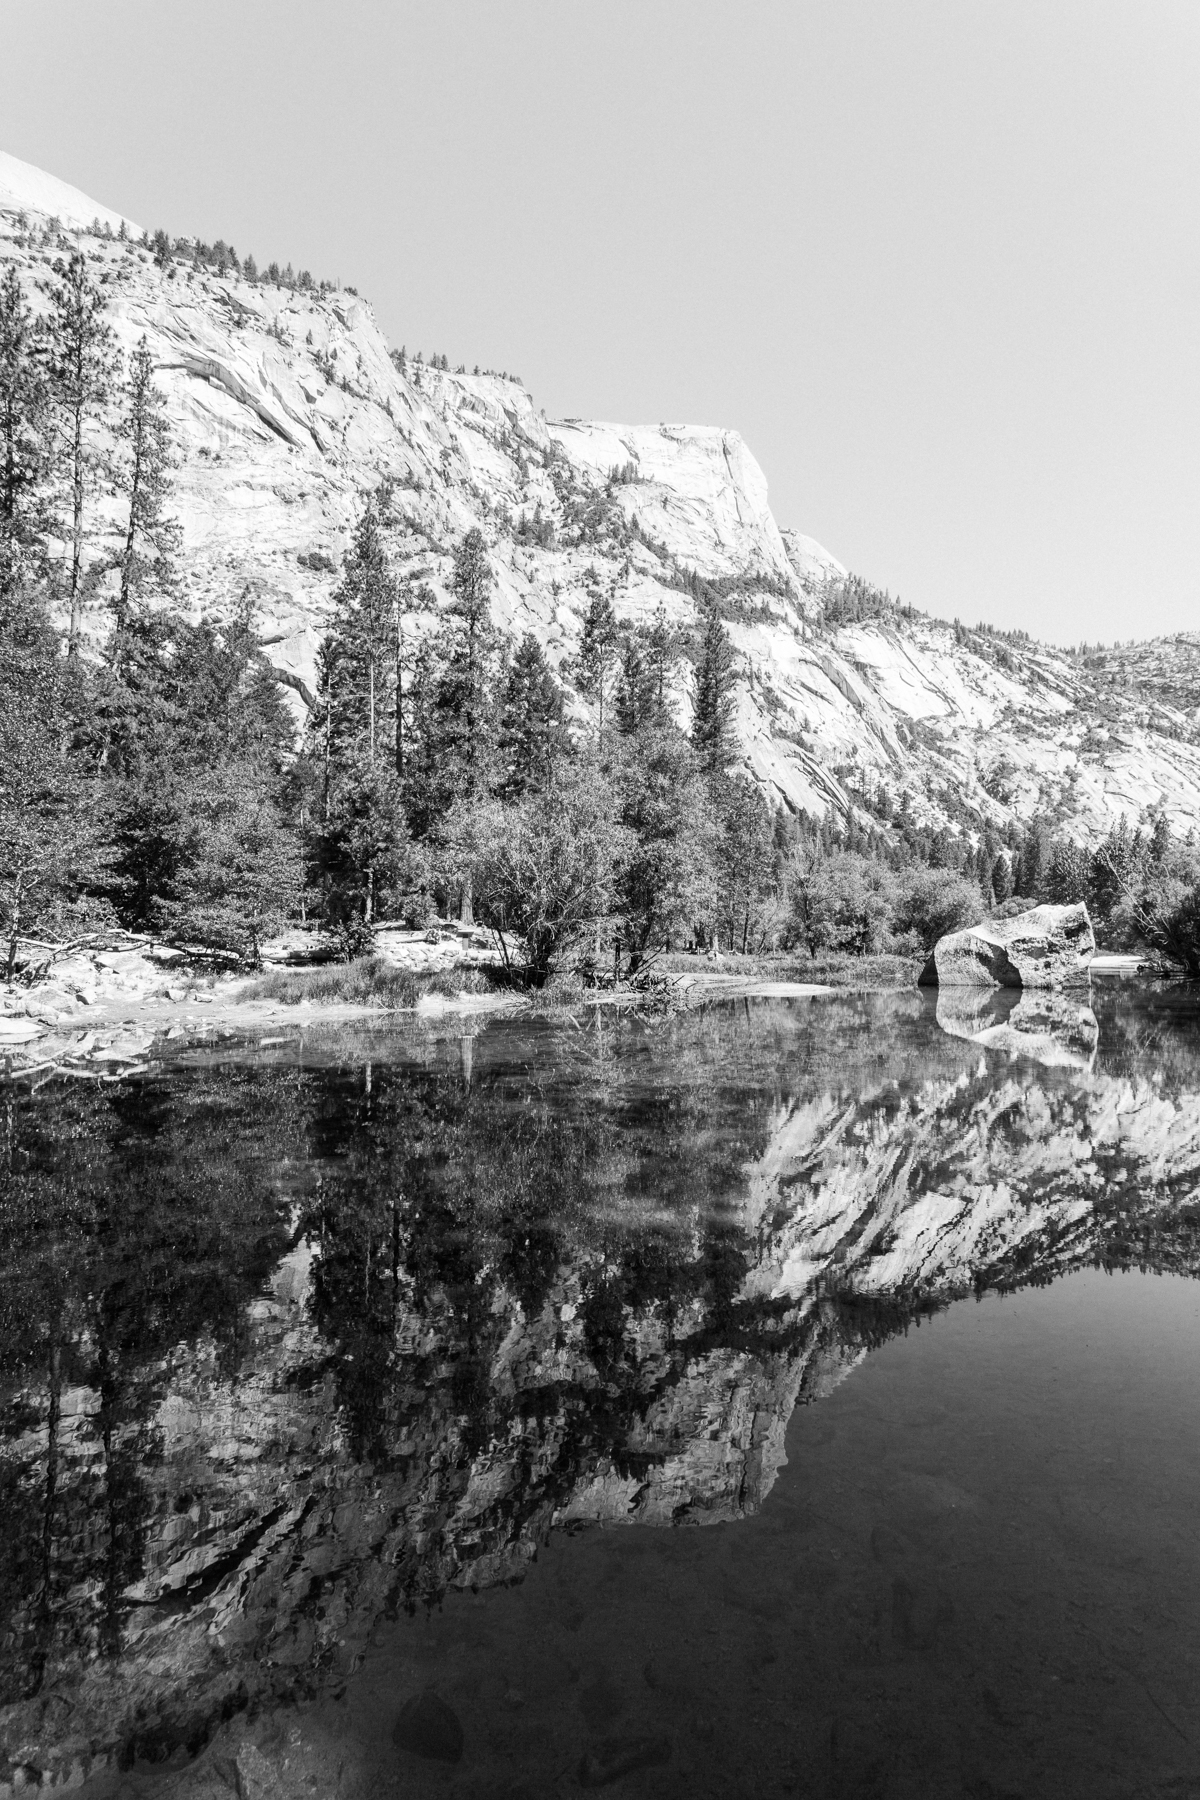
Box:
2 990 1200 1786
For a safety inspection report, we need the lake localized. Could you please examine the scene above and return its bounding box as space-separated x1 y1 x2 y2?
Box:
2 981 1200 1799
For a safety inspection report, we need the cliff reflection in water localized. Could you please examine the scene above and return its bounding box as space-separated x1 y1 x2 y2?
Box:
3 986 1200 1781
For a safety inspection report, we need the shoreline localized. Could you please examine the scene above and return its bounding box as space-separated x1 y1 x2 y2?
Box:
0 957 1158 1083
0 973 839 1080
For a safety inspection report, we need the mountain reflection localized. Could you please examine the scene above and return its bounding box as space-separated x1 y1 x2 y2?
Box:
2 989 1200 1780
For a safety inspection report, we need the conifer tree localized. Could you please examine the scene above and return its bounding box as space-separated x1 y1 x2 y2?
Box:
644 600 680 719
309 495 404 927
691 604 737 775
156 780 302 965
436 525 496 797
398 638 442 837
0 267 50 618
316 493 397 765
43 252 117 652
1013 820 1050 900
576 590 620 736
615 634 657 734
0 584 109 974
1046 836 1089 907
114 337 181 627
497 634 569 796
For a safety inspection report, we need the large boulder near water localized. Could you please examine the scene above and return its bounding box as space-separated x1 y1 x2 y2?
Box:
918 902 1095 989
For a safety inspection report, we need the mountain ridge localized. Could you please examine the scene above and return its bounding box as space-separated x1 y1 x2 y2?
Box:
3 151 1199 844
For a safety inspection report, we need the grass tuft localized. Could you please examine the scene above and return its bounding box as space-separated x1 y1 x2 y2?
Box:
238 957 502 1008
239 956 419 1007
654 950 922 990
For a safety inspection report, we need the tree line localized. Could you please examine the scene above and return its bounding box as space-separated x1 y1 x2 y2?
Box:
4 246 1199 984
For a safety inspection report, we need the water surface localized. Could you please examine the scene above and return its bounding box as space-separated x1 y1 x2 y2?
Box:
2 983 1200 1797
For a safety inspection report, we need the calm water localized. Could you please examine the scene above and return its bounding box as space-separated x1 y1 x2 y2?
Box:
3 982 1200 1799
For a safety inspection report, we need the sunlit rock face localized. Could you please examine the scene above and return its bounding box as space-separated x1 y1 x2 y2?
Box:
924 903 1096 990
4 155 1200 837
3 994 1200 1788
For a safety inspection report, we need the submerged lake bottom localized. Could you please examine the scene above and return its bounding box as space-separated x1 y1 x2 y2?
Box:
3 984 1200 1799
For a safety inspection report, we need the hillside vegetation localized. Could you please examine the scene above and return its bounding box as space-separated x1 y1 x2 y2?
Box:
4 156 1200 982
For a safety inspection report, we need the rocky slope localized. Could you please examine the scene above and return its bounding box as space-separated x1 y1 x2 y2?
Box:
4 150 1200 845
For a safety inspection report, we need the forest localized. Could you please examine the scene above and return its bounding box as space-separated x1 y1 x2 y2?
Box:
3 248 1199 989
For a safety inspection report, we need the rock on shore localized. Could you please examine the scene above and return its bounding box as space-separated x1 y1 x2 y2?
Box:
920 902 1095 989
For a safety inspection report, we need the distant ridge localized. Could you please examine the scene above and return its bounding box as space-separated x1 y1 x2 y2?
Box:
0 148 140 235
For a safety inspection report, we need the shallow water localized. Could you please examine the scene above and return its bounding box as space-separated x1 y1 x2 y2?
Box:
2 982 1200 1797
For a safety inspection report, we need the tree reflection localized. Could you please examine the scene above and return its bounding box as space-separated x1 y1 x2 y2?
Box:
3 990 1200 1779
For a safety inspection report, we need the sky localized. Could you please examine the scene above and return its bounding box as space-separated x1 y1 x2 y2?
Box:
2 0 1196 645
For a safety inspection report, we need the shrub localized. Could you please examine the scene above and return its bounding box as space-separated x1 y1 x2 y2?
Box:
1118 880 1200 976
804 853 897 956
893 868 983 953
461 773 629 983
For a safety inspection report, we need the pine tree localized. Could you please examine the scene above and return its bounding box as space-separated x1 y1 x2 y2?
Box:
43 252 118 653
1149 813 1172 867
497 634 569 796
0 584 109 973
0 267 50 618
1046 836 1089 906
157 779 302 965
311 754 419 933
113 337 181 627
1014 820 1050 900
398 638 442 837
691 605 737 775
615 634 656 734
576 590 620 736
436 525 496 797
316 493 397 769
644 600 679 720
309 494 403 929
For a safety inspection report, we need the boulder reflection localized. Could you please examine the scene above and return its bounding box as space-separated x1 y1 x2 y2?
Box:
2 989 1199 1782
931 986 1099 1069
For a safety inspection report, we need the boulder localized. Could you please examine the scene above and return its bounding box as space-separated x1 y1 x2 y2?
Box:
918 902 1094 989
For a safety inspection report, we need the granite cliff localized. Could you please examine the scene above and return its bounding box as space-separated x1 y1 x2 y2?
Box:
4 149 1200 846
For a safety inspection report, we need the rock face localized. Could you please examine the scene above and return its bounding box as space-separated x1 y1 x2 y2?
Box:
4 153 1200 841
921 902 1095 989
